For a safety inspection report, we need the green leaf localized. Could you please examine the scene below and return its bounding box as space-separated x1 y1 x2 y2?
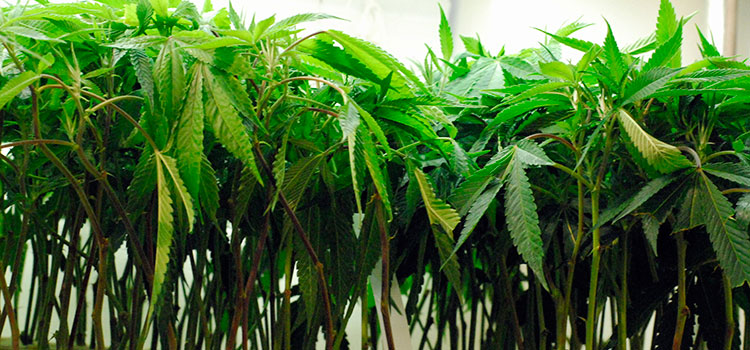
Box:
539 61 575 82
599 175 677 226
703 162 750 187
152 153 174 306
300 38 382 84
433 227 463 302
203 67 262 185
460 34 484 56
176 63 204 200
697 26 721 57
438 4 453 60
602 21 626 84
414 168 460 235
325 30 427 94
642 215 660 254
504 155 548 290
696 172 750 286
453 181 502 255
150 0 167 16
341 103 362 214
129 50 154 105
0 71 38 110
617 109 691 173
505 82 572 105
621 67 679 106
360 130 392 219
736 193 750 229
536 28 595 52
655 0 678 45
157 153 195 231
106 35 166 49
263 13 339 40
449 147 513 215
199 156 219 223
643 24 682 71
515 139 554 166
154 39 185 121
281 154 324 211
127 153 156 212
446 57 504 98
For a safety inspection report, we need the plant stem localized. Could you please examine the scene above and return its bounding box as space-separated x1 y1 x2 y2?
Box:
500 253 525 350
723 273 734 350
618 230 629 350
585 188 601 350
0 261 19 350
375 196 396 350
253 143 335 350
558 173 587 350
672 232 689 350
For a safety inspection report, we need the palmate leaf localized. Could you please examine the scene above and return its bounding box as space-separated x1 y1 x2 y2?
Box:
655 0 678 45
413 168 460 235
301 38 382 84
694 171 750 286
515 139 554 166
599 175 677 227
262 13 339 40
438 4 453 60
157 154 195 231
504 154 548 290
0 71 39 110
281 154 324 212
203 67 262 185
446 57 505 98
617 109 692 173
642 24 682 71
106 35 166 49
176 63 204 200
199 156 219 223
129 49 154 105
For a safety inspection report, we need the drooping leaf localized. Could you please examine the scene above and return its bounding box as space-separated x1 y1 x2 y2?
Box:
433 227 463 302
414 168 460 235
453 180 502 256
157 153 195 231
359 129 392 219
599 175 677 226
438 4 453 60
129 49 154 105
617 109 692 173
199 156 219 223
152 153 174 306
154 39 185 122
175 63 204 200
736 193 750 229
515 139 554 166
0 71 39 110
449 147 513 215
504 155 548 290
695 172 750 286
281 154 324 211
203 67 262 185
642 214 660 254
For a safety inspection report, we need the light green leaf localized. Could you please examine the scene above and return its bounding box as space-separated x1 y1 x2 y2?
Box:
505 82 572 105
152 153 174 307
154 39 185 121
515 139 554 166
199 156 219 223
504 155 548 290
106 35 166 49
129 50 154 105
150 0 167 16
0 71 38 110
414 168 460 235
438 4 453 60
643 24 682 71
617 109 691 173
539 61 574 82
621 67 679 106
263 13 339 40
655 0 678 45
157 153 195 231
602 21 626 84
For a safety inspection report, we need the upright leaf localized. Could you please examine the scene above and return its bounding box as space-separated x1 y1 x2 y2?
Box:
602 21 626 84
438 4 453 60
643 24 682 71
655 0 678 45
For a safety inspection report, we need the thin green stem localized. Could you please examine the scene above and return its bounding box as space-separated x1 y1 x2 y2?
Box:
672 232 689 350
552 163 593 189
618 230 629 350
724 273 734 350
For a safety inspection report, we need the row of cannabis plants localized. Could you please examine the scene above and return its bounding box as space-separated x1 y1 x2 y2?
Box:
0 0 749 349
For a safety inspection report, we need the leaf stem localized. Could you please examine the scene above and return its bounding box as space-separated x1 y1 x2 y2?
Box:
724 273 735 350
0 261 19 350
672 231 689 350
552 162 593 189
375 195 396 350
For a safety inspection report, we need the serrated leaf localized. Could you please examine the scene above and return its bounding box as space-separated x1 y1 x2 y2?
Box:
539 61 575 82
696 172 750 286
263 13 339 40
504 155 548 290
176 63 204 200
621 67 679 105
203 67 262 185
154 39 185 122
505 82 572 105
602 21 626 84
129 50 154 105
655 0 678 45
127 153 156 212
736 193 750 229
536 28 595 52
515 139 554 166
643 24 682 71
703 162 750 187
438 4 453 60
453 181 502 256
281 154 323 211
446 57 505 98
414 168 460 235
106 35 166 49
301 38 381 84
157 153 195 231
697 26 721 57
199 156 219 223
433 227 463 302
599 175 677 227
617 109 691 173
449 148 513 215
152 153 173 307
642 215 660 254
0 71 38 110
